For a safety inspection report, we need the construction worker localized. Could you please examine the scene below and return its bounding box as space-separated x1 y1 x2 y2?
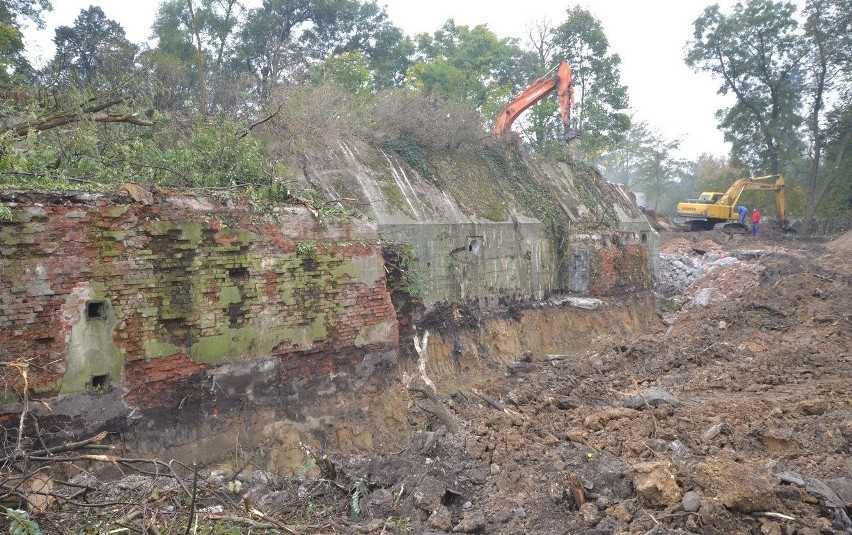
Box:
737 205 748 224
751 207 761 236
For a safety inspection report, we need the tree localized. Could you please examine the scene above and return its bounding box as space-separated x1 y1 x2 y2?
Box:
691 154 746 194
0 0 51 82
312 50 372 94
50 6 137 90
685 0 804 177
633 131 687 212
799 0 852 234
408 20 530 110
551 7 630 158
233 0 404 99
151 0 247 113
596 119 653 187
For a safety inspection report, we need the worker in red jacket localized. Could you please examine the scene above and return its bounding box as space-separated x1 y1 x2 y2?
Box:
751 207 761 236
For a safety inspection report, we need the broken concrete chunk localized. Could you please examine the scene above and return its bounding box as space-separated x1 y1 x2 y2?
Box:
624 387 680 409
550 296 603 310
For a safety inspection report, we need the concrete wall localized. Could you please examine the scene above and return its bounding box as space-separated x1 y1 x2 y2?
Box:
296 140 658 304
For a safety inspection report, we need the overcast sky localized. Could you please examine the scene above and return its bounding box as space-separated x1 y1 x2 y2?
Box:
23 0 781 160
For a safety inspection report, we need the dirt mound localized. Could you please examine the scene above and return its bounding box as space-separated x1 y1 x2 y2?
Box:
827 229 852 253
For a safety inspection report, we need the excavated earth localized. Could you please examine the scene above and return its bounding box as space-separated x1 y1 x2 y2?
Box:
328 226 851 535
7 227 851 534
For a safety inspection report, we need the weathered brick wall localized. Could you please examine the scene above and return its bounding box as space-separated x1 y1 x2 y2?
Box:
0 191 398 427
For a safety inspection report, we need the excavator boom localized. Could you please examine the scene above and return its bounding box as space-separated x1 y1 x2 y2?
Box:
494 61 575 139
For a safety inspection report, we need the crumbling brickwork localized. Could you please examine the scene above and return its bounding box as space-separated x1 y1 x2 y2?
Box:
0 191 397 413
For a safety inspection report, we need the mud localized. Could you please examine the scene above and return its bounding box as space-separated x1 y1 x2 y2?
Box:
6 226 851 534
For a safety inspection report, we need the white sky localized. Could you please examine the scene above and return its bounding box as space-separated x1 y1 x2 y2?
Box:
23 0 784 160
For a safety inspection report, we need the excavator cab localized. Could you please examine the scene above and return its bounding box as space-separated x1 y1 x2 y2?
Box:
697 192 724 204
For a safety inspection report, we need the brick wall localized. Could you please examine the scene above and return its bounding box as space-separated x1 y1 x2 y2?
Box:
0 191 397 415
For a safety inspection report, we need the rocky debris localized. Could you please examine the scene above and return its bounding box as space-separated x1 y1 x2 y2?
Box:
731 249 766 260
655 253 704 297
583 407 641 431
428 505 453 531
777 471 852 533
452 510 486 533
632 461 682 507
692 460 777 513
413 475 447 511
682 490 701 512
362 488 395 519
624 387 680 409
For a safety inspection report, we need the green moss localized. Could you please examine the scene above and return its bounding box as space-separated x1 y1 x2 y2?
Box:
380 180 407 213
332 256 382 286
149 221 203 245
59 298 125 394
218 285 242 307
108 205 129 218
143 339 182 358
188 315 328 365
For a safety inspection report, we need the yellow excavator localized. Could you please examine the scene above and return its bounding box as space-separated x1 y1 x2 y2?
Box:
676 175 788 232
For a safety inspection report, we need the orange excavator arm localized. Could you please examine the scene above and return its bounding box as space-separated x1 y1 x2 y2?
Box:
493 61 575 140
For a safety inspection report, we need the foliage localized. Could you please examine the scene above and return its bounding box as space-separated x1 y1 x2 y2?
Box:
0 82 286 205
632 131 689 213
2 507 42 535
364 89 487 153
48 6 137 91
232 0 405 99
551 7 630 158
0 203 11 220
313 50 373 94
685 0 804 176
385 135 432 179
799 0 852 233
0 0 51 82
690 154 746 194
408 20 531 112
296 241 317 258
350 480 368 520
382 243 429 306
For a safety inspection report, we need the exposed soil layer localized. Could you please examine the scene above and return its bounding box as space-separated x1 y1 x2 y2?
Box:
4 227 850 534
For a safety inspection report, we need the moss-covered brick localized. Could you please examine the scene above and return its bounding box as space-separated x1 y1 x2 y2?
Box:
143 339 182 358
217 285 241 307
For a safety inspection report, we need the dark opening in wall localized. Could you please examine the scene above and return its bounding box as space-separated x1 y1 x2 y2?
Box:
641 233 648 243
468 237 483 255
90 374 109 390
86 301 106 319
228 267 249 281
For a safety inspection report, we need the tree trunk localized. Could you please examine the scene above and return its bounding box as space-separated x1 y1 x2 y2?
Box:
801 125 851 235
